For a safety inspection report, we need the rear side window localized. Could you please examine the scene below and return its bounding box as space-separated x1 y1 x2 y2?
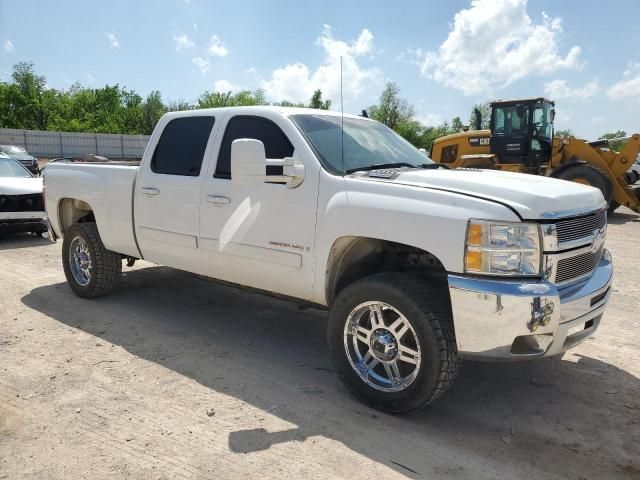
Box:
215 116 294 179
151 116 215 176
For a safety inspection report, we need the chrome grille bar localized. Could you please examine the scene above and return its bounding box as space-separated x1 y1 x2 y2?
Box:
555 209 606 243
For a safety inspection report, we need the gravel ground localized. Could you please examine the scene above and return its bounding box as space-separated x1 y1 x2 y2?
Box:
0 209 639 479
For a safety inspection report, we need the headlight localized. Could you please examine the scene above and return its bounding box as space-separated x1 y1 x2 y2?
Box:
464 220 541 276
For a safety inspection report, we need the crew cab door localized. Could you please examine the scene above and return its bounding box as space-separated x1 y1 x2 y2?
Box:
134 114 216 270
198 114 319 300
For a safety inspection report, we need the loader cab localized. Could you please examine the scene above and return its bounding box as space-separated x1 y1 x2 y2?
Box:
490 98 555 173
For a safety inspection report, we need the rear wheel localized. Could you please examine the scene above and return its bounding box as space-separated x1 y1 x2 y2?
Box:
554 164 613 207
62 222 122 298
327 273 461 413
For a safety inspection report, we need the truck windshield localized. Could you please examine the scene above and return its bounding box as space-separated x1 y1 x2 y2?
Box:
0 158 33 178
291 114 432 175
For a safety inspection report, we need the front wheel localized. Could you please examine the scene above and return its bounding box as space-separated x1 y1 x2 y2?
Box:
62 222 122 298
327 273 461 413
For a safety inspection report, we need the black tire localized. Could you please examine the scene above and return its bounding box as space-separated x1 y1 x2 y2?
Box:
554 164 613 205
607 201 620 215
327 273 461 413
62 222 121 298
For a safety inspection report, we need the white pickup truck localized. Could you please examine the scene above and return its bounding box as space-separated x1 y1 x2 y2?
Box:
43 107 612 413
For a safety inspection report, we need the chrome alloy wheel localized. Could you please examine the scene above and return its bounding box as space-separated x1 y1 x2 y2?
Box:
69 236 92 286
343 301 422 392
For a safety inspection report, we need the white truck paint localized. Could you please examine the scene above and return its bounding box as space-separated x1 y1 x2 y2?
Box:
43 106 613 412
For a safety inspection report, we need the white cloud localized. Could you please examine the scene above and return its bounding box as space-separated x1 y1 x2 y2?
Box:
86 73 96 84
544 79 598 99
214 79 241 92
192 56 211 74
106 32 120 49
554 109 571 125
4 40 14 53
207 35 229 57
418 113 444 126
262 25 381 103
416 0 582 95
173 33 195 51
607 63 640 101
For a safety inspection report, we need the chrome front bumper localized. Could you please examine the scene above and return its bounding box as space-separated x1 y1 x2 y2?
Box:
447 249 612 360
42 216 58 242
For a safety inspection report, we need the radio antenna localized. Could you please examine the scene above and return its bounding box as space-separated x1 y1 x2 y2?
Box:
340 55 344 173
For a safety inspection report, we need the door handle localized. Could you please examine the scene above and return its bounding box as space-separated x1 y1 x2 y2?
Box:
206 195 231 205
141 187 160 196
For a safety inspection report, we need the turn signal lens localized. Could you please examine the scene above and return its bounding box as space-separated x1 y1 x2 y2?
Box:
465 250 484 271
466 223 484 246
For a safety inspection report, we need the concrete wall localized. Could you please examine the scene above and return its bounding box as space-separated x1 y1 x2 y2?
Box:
0 128 150 159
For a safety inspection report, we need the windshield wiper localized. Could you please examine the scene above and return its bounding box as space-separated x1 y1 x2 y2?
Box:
346 162 420 174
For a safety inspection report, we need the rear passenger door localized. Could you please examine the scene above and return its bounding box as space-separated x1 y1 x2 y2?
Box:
135 115 216 270
198 114 320 300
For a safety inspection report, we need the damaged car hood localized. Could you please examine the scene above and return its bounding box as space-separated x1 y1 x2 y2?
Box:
0 177 43 195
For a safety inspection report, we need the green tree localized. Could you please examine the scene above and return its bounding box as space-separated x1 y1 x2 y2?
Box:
468 102 491 130
599 130 627 152
368 82 415 130
555 129 573 138
166 99 194 111
272 99 305 107
308 89 331 110
450 116 464 133
0 62 54 130
198 88 268 108
141 91 166 134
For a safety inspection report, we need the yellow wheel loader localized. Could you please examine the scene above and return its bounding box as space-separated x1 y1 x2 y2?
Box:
430 97 640 213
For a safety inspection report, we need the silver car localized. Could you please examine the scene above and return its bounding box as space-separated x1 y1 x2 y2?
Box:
0 145 39 175
0 153 45 236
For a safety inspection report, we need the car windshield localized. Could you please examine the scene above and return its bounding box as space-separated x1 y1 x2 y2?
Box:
2 146 27 154
0 158 33 178
291 114 432 174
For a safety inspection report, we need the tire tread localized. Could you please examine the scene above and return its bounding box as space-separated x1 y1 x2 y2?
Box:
63 222 121 298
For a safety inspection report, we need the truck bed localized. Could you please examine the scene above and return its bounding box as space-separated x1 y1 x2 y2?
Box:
44 162 141 258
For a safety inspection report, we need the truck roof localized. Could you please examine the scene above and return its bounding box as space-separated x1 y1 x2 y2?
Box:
161 105 372 122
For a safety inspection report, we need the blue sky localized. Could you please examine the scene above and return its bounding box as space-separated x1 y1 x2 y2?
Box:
1 0 639 139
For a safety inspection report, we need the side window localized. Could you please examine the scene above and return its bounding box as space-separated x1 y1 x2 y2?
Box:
215 116 294 179
151 116 215 176
495 109 505 133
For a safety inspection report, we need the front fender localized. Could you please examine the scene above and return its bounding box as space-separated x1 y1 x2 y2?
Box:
312 174 520 305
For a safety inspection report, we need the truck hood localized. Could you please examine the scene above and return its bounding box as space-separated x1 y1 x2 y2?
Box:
388 168 605 219
0 177 43 195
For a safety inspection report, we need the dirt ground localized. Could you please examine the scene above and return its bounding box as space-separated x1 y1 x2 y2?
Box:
1 210 639 480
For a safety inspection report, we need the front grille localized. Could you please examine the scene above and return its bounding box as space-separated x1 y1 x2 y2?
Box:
556 209 606 243
0 194 44 212
590 287 610 307
556 247 603 284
